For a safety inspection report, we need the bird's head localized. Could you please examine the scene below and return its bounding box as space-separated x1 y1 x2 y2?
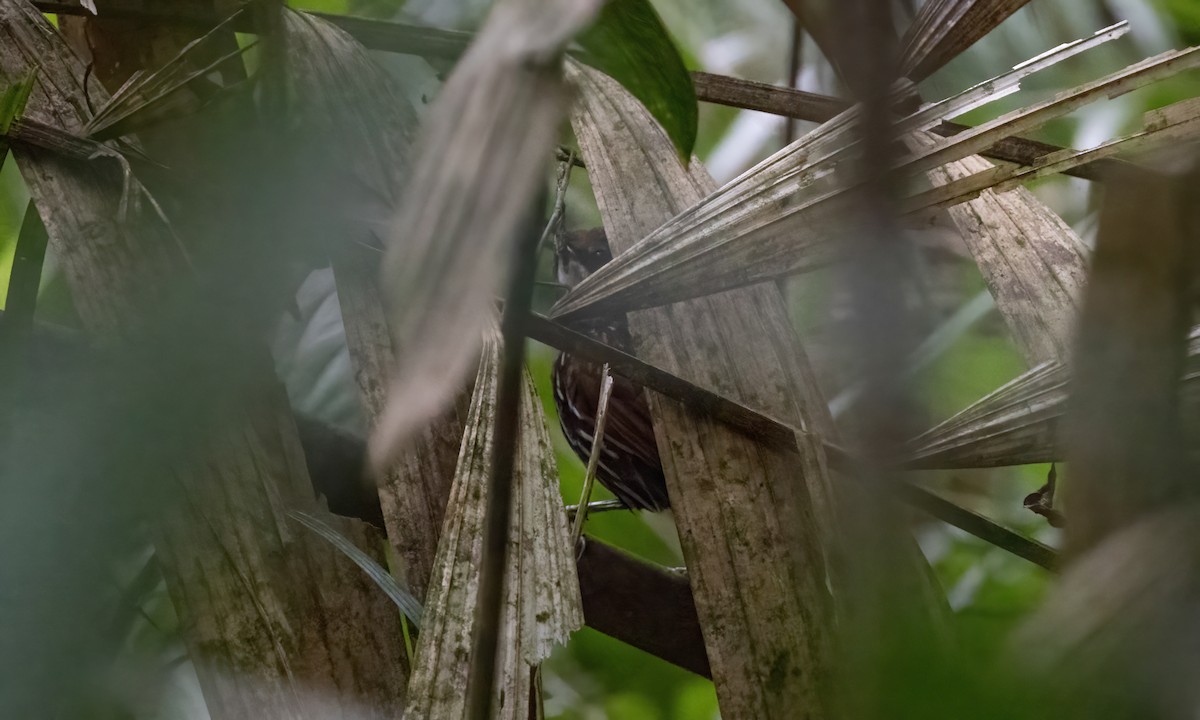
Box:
555 228 613 288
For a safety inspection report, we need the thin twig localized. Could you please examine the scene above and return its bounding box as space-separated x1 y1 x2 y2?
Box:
897 484 1058 570
538 151 574 254
555 146 586 169
566 499 626 517
570 365 614 546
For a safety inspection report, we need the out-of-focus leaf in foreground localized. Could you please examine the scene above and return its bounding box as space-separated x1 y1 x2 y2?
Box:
1009 143 1200 720
1061 161 1200 553
575 0 697 158
0 68 34 159
1013 509 1200 720
403 324 583 720
371 0 601 469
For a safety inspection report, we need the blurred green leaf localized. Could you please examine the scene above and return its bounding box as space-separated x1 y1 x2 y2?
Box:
1160 0 1200 44
576 0 697 158
0 163 29 307
0 69 35 175
2 202 47 341
0 69 35 134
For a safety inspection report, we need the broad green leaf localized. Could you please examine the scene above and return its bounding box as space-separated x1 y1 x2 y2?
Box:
576 0 697 158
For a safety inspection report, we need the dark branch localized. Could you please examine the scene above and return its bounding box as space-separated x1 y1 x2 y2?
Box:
524 312 1058 570
691 71 847 124
576 540 709 678
690 71 1128 182
897 484 1058 570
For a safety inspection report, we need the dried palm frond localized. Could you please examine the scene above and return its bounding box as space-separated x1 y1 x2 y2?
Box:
905 99 1200 484
908 327 1200 469
403 324 582 720
82 6 254 141
551 33 1199 323
906 130 1088 366
908 358 1068 469
568 58 838 718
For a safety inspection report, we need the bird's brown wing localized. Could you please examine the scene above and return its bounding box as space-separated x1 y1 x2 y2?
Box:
599 374 662 474
554 353 670 511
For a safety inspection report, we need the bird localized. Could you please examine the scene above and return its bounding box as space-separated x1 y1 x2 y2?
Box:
550 228 671 512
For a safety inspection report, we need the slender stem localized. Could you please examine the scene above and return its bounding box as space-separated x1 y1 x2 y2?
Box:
570 365 614 545
538 151 574 253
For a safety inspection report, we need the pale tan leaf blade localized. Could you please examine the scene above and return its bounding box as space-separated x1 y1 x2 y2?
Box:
907 130 1088 365
900 0 1033 82
371 0 601 469
567 58 839 718
402 326 583 720
334 246 465 604
902 100 1200 214
550 43 1200 324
